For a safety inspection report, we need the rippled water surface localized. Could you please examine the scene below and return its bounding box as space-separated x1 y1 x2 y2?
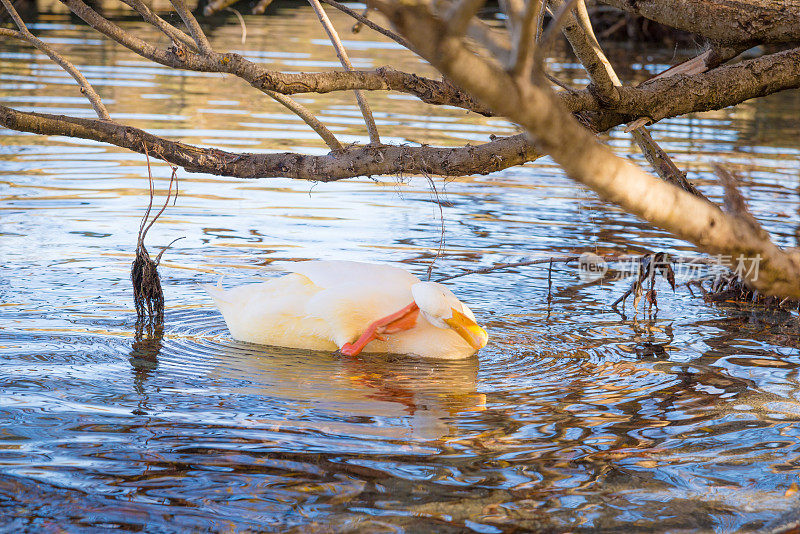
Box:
2 6 800 532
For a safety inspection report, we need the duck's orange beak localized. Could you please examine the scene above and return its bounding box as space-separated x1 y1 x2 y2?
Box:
445 308 488 350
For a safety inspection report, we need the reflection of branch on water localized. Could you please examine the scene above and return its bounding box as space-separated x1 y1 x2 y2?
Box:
129 320 163 403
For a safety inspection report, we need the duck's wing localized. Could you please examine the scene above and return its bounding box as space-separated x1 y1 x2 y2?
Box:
203 274 337 350
303 281 416 347
270 260 420 289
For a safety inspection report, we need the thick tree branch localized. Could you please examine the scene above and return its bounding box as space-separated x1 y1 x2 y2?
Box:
624 44 745 131
0 105 541 179
595 0 800 46
370 0 800 298
611 47 800 125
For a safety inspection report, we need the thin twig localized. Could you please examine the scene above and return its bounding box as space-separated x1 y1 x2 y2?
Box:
350 5 368 33
225 7 247 45
267 90 343 150
532 0 579 81
509 0 542 77
445 0 487 37
423 173 446 281
0 3 110 120
308 0 380 144
545 71 575 92
436 255 579 282
318 0 414 51
138 143 156 243
437 252 721 283
169 0 213 55
119 0 198 51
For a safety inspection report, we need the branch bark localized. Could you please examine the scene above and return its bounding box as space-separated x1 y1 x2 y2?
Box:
308 0 381 144
595 0 800 46
169 0 213 54
318 0 414 51
0 0 110 120
370 0 800 298
0 105 541 179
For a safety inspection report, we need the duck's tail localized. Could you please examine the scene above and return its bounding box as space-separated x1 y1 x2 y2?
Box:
200 278 231 305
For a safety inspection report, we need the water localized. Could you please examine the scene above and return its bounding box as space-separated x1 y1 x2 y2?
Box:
2 6 800 532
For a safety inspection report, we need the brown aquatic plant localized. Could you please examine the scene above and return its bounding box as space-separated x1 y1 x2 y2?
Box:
131 145 182 323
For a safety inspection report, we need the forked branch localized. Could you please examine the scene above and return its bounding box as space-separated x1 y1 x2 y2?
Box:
308 0 380 144
370 0 800 298
1 0 110 120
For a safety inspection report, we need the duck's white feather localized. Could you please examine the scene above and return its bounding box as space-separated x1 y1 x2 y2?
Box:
272 260 420 289
203 273 336 350
204 261 481 359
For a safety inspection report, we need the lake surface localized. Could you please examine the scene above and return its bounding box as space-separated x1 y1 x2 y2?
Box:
2 5 800 532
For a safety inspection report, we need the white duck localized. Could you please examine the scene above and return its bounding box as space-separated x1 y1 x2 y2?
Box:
203 260 488 359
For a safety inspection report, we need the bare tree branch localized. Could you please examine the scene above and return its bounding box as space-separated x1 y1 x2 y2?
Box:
546 0 705 200
611 47 800 124
0 105 542 179
318 0 414 51
0 0 110 120
370 0 800 298
508 0 542 77
595 0 800 46
169 0 213 54
551 0 619 105
624 44 744 131
266 91 343 150
444 0 486 36
61 0 341 148
119 0 198 51
308 0 381 144
631 128 708 200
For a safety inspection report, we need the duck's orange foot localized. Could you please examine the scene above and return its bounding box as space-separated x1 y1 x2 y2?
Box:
339 343 359 356
337 302 419 357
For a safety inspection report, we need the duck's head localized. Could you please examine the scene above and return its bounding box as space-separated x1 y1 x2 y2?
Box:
411 282 489 351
